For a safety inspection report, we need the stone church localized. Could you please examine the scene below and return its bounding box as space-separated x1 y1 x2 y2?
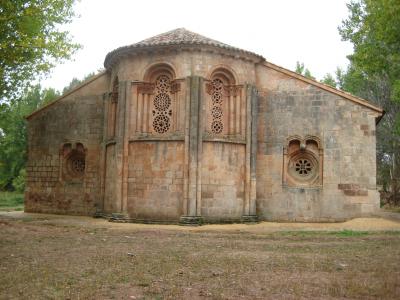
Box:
25 28 383 224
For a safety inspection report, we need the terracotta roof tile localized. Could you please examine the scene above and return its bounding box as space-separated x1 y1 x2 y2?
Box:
104 28 264 68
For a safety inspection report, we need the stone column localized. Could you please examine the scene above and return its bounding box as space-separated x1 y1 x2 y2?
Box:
112 81 127 219
97 92 110 216
242 84 258 222
121 81 132 214
180 76 203 225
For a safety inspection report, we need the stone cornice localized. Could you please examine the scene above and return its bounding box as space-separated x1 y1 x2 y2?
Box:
104 43 264 70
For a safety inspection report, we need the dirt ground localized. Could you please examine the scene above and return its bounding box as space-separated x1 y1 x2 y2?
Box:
1 212 400 300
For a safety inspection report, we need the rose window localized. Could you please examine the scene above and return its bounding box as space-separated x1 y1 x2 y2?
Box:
154 93 171 111
288 152 318 183
211 120 223 134
294 158 312 176
66 155 85 177
153 115 170 134
211 106 223 119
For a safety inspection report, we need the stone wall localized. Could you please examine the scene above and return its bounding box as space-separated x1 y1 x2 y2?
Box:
255 64 380 221
201 142 245 221
103 144 118 213
25 52 382 223
25 73 109 215
127 141 184 221
114 51 256 85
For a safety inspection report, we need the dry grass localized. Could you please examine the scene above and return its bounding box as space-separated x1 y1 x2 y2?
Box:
0 215 399 299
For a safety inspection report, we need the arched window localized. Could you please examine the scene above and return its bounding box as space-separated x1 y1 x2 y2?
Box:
61 143 86 181
142 64 176 135
152 73 173 134
209 68 236 135
283 136 323 187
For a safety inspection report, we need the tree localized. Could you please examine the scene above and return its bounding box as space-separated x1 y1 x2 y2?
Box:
0 74 95 191
321 73 337 88
62 72 96 94
339 0 400 204
0 0 81 102
294 61 315 80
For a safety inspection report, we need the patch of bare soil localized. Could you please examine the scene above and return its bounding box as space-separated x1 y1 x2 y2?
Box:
0 212 399 299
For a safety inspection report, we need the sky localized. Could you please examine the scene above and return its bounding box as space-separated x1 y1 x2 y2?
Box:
41 0 354 91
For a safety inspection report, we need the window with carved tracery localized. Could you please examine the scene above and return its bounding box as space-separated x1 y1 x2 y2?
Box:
152 75 172 134
67 155 85 177
210 78 224 134
284 137 322 187
207 68 237 136
61 143 86 181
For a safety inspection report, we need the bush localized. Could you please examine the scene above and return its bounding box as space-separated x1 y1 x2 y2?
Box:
12 168 26 193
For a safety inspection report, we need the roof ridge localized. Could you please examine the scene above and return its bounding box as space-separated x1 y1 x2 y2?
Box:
262 61 383 114
104 28 264 69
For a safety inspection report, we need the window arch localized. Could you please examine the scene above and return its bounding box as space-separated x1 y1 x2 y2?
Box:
143 63 176 83
283 136 323 187
143 64 176 134
61 142 86 181
208 68 236 135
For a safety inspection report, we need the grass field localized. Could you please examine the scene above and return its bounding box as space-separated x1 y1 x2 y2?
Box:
0 192 24 211
0 214 399 299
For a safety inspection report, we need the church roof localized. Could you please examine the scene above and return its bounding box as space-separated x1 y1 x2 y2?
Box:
104 28 264 69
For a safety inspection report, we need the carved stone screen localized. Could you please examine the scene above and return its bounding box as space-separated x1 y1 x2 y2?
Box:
152 75 172 134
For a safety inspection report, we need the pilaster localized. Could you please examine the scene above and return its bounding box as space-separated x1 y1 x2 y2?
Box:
114 81 127 214
180 76 203 225
243 84 258 222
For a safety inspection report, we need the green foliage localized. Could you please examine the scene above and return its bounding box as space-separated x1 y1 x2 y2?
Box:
294 61 315 80
339 0 400 201
331 230 369 237
0 0 81 101
0 85 59 190
62 72 96 95
0 191 24 211
12 168 26 192
339 0 400 91
321 73 337 88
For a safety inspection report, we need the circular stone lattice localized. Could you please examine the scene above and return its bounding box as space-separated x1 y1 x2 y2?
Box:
154 93 171 111
211 120 223 134
211 106 223 119
72 158 85 173
295 158 313 176
66 155 85 177
155 75 170 93
212 92 222 104
153 115 170 133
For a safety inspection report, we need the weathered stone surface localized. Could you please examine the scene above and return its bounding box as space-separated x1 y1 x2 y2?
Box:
25 29 383 223
25 74 109 216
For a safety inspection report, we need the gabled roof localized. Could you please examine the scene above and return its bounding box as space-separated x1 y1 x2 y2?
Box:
27 29 383 120
104 28 264 69
262 61 383 116
25 72 107 120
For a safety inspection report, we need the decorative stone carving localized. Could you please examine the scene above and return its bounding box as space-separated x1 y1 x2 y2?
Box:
283 136 323 187
152 75 172 134
137 83 155 94
61 143 86 181
210 78 224 134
